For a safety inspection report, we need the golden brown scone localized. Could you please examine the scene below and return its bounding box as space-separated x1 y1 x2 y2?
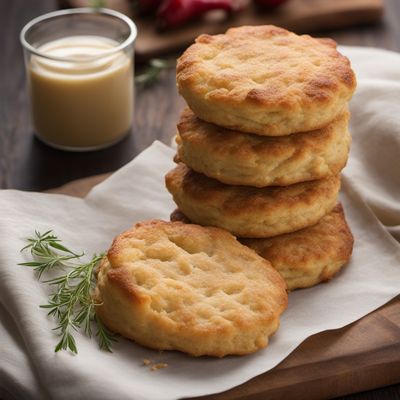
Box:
176 108 351 187
241 204 354 290
177 25 356 136
94 220 288 357
165 164 341 238
171 205 353 290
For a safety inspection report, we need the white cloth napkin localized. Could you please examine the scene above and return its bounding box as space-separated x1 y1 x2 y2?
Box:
1 46 400 400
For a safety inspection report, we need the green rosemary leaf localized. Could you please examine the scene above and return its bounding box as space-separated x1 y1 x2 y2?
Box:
20 232 116 354
40 303 57 309
19 261 45 267
55 330 77 354
95 314 118 352
48 241 82 256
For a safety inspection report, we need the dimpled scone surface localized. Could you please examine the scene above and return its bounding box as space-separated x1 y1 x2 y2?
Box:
241 204 354 290
176 108 351 187
165 164 340 238
94 220 288 357
177 25 356 136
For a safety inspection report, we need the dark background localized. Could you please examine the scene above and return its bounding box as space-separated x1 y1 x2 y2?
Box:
1 0 400 192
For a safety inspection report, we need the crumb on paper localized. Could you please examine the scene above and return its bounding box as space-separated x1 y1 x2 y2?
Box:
150 363 168 372
143 359 169 372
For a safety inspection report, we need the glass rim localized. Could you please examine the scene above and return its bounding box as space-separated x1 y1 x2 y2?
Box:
20 7 137 62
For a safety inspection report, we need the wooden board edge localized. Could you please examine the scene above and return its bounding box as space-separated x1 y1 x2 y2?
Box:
45 173 110 197
194 345 400 400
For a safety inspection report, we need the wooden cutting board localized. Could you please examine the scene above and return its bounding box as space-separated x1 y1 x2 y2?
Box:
48 173 400 400
65 0 384 60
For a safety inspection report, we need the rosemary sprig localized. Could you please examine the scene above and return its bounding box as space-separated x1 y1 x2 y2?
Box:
19 231 117 354
135 58 175 87
20 230 82 279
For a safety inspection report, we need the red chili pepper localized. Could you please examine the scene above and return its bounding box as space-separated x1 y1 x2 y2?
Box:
157 0 237 30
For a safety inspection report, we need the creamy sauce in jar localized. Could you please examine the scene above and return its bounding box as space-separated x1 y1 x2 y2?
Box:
28 35 133 150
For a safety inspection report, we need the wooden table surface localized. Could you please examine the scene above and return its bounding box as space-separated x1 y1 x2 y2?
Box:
1 0 400 399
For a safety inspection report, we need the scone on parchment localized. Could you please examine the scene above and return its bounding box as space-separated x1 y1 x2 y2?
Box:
171 204 354 290
165 164 340 238
177 25 356 136
241 204 354 290
94 220 288 357
176 108 351 187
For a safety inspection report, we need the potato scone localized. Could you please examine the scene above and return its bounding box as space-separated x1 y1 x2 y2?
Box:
176 108 351 187
176 25 356 136
165 164 340 238
240 204 354 290
94 220 288 357
171 205 353 290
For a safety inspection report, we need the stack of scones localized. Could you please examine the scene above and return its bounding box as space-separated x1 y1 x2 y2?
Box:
166 25 356 290
94 25 357 358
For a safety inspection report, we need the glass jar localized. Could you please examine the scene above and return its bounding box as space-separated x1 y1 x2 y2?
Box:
20 8 137 151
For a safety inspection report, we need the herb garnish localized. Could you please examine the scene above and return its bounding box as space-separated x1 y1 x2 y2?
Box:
135 58 175 87
19 230 117 354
